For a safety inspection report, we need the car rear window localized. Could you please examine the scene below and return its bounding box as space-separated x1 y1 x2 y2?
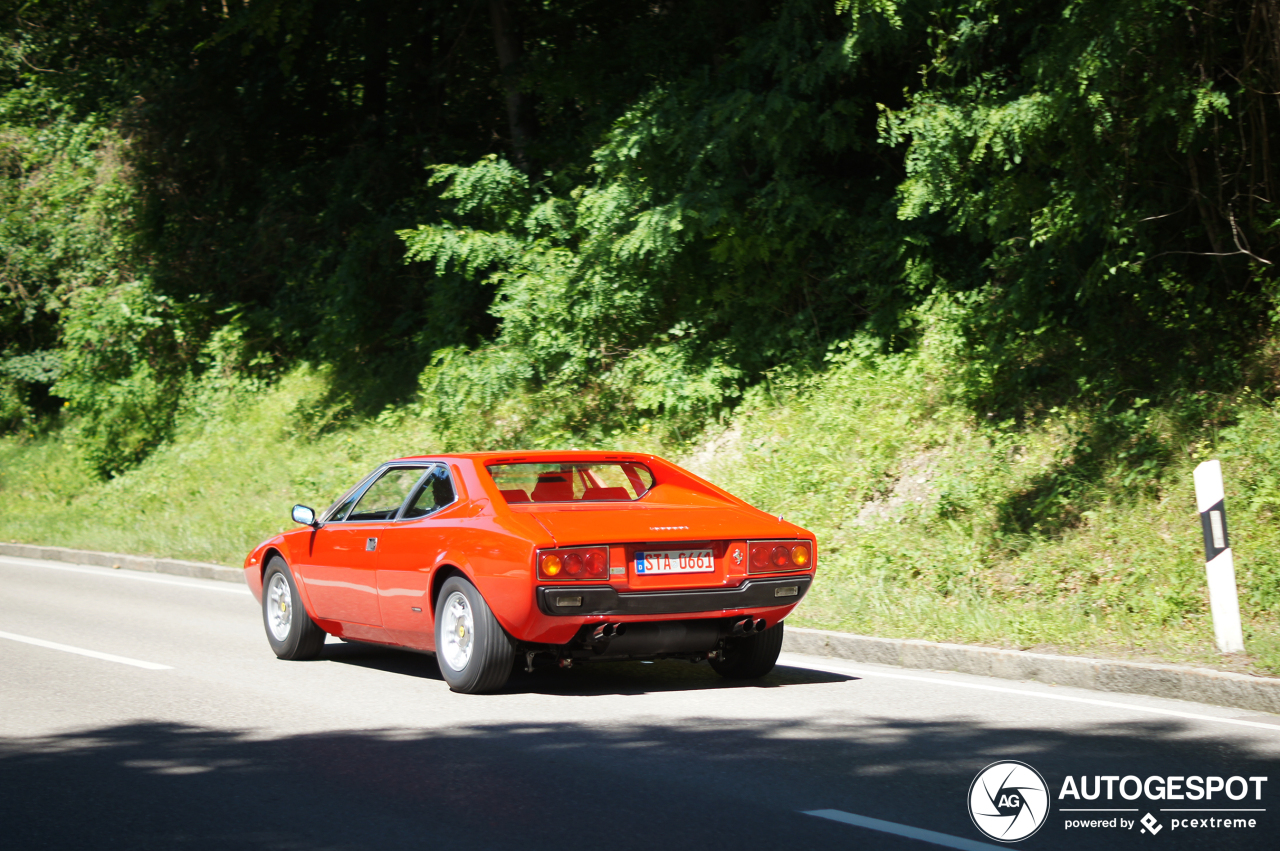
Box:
487 462 655 504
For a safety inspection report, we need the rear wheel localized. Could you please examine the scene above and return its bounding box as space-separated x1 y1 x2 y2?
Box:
435 576 514 694
710 621 784 679
262 557 326 660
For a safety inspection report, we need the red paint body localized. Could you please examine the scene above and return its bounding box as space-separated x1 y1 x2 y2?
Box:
244 451 817 654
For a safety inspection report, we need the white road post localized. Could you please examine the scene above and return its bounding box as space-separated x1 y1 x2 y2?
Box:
1192 460 1245 653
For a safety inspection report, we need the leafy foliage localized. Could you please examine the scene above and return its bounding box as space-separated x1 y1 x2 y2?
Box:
0 82 157 456
2 0 1280 514
880 0 1279 416
397 0 1280 440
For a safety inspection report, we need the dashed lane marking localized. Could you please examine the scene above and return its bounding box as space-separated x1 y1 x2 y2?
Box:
0 629 173 670
0 556 249 594
803 809 1003 850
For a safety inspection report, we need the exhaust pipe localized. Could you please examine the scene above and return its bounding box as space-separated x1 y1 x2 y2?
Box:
591 623 629 642
727 617 768 638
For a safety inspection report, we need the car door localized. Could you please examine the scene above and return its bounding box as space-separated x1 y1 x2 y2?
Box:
376 465 458 650
302 465 429 626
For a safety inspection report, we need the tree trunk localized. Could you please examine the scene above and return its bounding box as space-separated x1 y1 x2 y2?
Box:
489 0 534 170
363 0 390 133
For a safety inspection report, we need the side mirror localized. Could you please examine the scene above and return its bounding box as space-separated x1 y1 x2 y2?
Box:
291 504 319 528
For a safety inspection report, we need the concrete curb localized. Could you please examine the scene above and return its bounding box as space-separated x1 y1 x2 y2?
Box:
4 541 1277 715
784 626 1280 716
0 542 243 584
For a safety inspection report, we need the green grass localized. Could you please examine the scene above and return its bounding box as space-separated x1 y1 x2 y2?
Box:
3 342 1279 677
679 343 1280 676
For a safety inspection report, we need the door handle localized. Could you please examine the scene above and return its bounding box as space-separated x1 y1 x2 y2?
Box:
366 537 377 552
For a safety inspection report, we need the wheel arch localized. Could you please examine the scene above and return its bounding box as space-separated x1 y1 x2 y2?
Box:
429 558 528 642
260 546 286 585
263 547 321 621
430 564 468 617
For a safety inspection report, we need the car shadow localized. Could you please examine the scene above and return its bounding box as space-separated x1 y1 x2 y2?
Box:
320 639 448 681
507 659 856 695
321 639 856 694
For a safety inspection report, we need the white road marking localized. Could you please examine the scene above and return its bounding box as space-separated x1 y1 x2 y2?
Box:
0 630 172 670
778 654 1280 732
803 809 1003 850
0 556 248 594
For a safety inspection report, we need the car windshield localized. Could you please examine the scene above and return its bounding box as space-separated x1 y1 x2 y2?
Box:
487 461 655 504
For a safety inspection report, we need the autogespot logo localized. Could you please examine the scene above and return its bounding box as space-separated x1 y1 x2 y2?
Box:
969 761 1050 842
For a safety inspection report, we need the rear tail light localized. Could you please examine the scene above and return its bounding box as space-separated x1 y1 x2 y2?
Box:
751 545 772 570
564 552 583 576
748 540 812 573
538 546 609 580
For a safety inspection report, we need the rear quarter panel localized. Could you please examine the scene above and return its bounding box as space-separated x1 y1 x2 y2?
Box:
448 461 557 640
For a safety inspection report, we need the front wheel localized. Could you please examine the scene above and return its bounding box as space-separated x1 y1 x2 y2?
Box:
435 576 515 694
710 621 784 679
262 557 326 660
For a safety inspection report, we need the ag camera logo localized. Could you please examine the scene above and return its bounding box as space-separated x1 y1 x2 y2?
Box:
969 761 1050 842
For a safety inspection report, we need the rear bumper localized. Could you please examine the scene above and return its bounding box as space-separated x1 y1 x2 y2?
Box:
536 575 812 617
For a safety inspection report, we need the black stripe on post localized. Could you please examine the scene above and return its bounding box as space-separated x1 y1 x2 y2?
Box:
1199 498 1230 562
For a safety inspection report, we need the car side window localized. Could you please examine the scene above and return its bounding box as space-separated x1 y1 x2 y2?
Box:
344 467 426 522
402 465 456 519
327 488 363 523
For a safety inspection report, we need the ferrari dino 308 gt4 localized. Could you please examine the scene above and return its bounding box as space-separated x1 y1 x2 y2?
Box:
244 451 817 693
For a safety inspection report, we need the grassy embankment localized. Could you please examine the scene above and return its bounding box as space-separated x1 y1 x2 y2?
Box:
3 330 1279 676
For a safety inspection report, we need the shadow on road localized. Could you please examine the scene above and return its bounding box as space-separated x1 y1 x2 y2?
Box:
2 704 1275 850
323 640 856 695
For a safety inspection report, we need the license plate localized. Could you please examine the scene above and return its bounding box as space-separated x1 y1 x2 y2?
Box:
634 548 715 574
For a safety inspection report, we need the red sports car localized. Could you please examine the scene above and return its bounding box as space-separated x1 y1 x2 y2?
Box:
244 451 817 693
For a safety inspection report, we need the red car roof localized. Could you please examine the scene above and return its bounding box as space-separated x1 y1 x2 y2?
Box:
390 450 659 464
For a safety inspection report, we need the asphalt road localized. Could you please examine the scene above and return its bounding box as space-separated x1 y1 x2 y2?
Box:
2 554 1278 851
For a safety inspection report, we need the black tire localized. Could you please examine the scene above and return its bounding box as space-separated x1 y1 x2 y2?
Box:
262 557 326 660
710 621 785 679
434 576 514 694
